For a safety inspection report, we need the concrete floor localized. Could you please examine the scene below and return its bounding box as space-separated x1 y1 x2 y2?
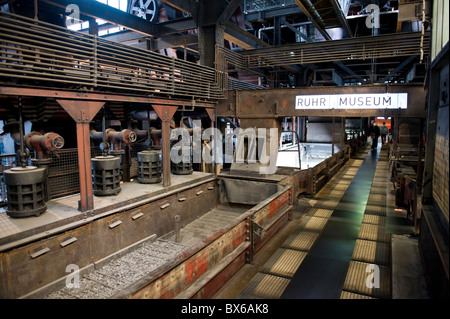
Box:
392 234 430 299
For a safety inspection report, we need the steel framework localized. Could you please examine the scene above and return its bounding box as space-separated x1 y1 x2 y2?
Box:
0 12 224 100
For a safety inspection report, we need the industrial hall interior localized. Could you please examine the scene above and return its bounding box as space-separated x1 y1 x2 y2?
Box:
0 0 448 301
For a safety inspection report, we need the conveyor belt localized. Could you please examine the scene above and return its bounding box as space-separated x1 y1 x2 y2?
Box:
238 145 394 299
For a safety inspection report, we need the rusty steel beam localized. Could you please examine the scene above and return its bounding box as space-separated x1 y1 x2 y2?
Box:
0 87 215 108
217 85 427 118
42 0 157 36
56 100 105 212
152 104 178 188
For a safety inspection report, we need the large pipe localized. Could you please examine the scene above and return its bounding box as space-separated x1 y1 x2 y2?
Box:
90 128 137 152
25 131 64 202
25 131 64 160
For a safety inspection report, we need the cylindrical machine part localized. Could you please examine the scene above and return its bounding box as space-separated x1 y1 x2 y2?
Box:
137 150 162 184
3 166 47 218
91 156 121 196
171 145 193 175
25 131 65 202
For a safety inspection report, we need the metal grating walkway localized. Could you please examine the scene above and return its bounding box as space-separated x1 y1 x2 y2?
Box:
238 145 394 299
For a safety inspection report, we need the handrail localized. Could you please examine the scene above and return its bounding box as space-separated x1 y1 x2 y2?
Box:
216 31 430 69
0 12 225 100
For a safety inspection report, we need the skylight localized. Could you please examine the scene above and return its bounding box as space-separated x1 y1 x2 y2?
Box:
66 0 128 35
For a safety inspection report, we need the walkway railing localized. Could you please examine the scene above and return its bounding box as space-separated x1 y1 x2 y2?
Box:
216 31 430 69
0 12 225 100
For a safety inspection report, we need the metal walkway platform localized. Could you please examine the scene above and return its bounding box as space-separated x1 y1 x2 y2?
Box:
237 145 395 299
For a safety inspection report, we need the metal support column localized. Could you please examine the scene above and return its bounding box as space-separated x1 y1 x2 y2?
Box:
332 116 335 156
152 104 178 187
206 108 216 174
56 100 105 212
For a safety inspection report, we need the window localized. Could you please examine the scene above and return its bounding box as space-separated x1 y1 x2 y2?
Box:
67 0 128 35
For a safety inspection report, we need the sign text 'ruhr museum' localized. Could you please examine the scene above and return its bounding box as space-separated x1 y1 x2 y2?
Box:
295 93 408 110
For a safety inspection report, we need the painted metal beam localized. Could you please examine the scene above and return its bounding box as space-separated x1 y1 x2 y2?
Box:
56 100 105 212
217 0 244 26
244 5 302 21
43 0 196 37
329 0 353 37
0 87 215 108
152 104 178 188
217 85 427 118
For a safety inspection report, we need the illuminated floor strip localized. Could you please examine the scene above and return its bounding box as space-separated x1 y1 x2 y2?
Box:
351 239 390 266
341 260 391 299
237 154 363 299
238 273 291 299
341 148 392 299
281 146 380 299
259 248 308 278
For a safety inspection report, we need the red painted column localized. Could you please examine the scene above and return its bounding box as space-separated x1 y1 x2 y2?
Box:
152 104 178 187
56 100 105 212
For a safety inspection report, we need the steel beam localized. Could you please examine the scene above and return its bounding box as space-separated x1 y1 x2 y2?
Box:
0 87 215 108
152 104 178 187
244 6 302 21
217 85 427 118
43 0 157 36
216 0 243 26
329 0 353 38
379 55 418 83
56 100 105 212
160 0 195 15
293 0 332 41
224 21 269 49
42 0 196 37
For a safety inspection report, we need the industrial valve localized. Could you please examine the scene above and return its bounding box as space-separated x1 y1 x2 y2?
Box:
106 128 137 145
90 128 137 156
25 131 64 161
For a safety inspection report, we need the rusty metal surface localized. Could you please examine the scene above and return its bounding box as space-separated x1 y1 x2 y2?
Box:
2 176 293 299
115 218 250 299
0 176 216 298
55 100 105 211
217 85 427 118
0 175 292 298
152 105 178 187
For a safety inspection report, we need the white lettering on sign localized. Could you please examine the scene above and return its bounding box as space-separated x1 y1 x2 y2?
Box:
295 93 408 110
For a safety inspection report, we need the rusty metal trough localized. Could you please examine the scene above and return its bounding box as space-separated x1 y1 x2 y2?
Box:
0 172 293 299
